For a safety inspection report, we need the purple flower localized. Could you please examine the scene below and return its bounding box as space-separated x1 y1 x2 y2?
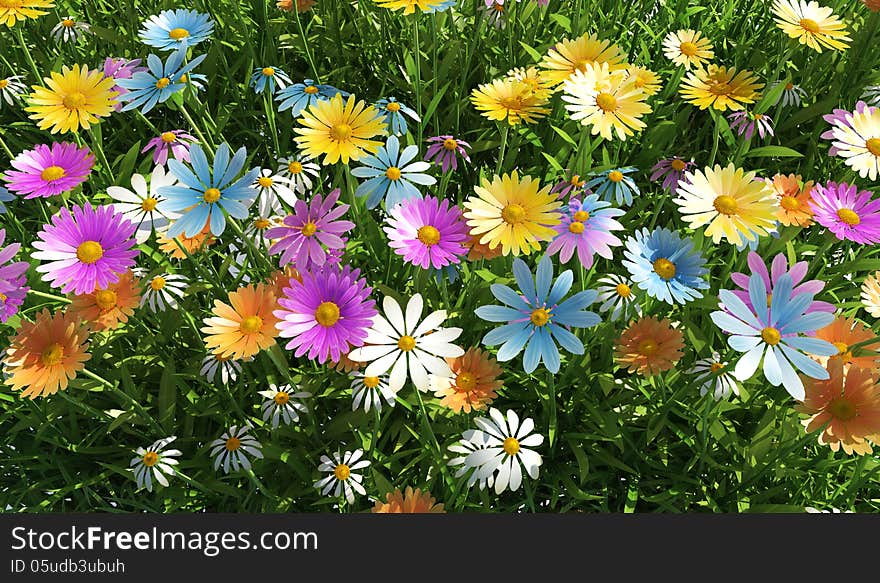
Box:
4 143 95 199
727 111 774 140
274 264 377 364
545 194 624 268
650 157 693 194
821 101 873 156
385 195 468 270
810 181 880 245
550 171 590 198
31 202 139 295
424 135 471 173
0 229 29 323
101 58 146 111
142 129 197 166
266 188 354 272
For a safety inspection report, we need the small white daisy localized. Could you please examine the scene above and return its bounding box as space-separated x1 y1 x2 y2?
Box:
259 384 310 428
130 436 182 492
277 155 320 195
200 354 243 384
595 274 642 321
51 17 92 43
244 215 284 247
314 449 370 504
252 168 296 216
448 429 495 491
350 372 396 413
138 272 188 312
690 353 742 400
771 80 807 108
210 425 264 474
862 85 880 108
107 165 179 244
0 75 27 107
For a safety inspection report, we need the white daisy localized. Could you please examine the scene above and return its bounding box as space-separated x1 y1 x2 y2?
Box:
51 17 91 43
828 105 880 180
347 293 464 393
862 85 880 108
771 80 807 107
138 272 188 312
448 429 495 491
200 354 243 384
210 425 264 474
350 372 396 413
259 384 310 428
314 449 370 504
252 168 296 216
689 352 742 400
595 274 641 321
277 155 320 194
245 215 284 248
0 75 27 107
462 408 543 495
107 165 179 244
130 436 181 492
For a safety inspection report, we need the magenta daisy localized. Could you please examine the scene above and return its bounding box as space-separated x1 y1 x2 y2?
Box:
424 135 471 173
0 229 30 323
266 188 353 272
727 111 774 140
545 194 625 268
384 196 468 270
4 142 95 199
809 181 880 245
101 58 146 111
274 265 377 364
142 129 197 166
650 157 694 194
31 203 139 295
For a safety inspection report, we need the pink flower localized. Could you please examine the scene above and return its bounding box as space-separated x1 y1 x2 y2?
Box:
727 110 774 140
650 157 693 194
142 130 197 166
385 196 468 269
821 101 874 156
545 194 625 268
424 135 471 173
4 142 95 199
0 228 29 323
101 58 146 111
810 181 880 245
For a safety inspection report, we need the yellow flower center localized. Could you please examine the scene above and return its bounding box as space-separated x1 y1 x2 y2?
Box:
709 82 732 96
710 362 724 373
0 0 22 7
385 166 402 181
62 91 86 109
671 159 687 171
155 77 171 89
239 315 263 334
141 197 158 212
304 85 320 95
632 75 646 89
0 79 7 89
761 327 781 345
595 92 618 112
273 391 290 406
501 203 527 224
832 341 851 363
573 210 590 222
95 289 117 310
41 343 64 366
443 138 458 150
315 301 341 327
798 18 820 33
178 75 188 83
417 225 441 246
40 165 66 182
615 282 631 297
288 160 303 174
334 463 351 481
502 437 520 455
530 308 551 326
0 292 6 302
225 437 241 451
142 451 159 467
363 376 380 388
386 101 401 112
679 41 698 56
652 258 676 280
397 335 416 351
62 19 75 28
828 398 857 421
150 276 166 291
254 218 271 230
262 67 275 76
713 195 739 215
570 174 583 186
836 208 861 226
455 371 477 392
160 131 177 143
329 123 352 141
258 176 274 188
638 339 658 356
608 170 624 183
780 196 800 211
76 240 104 264
753 113 764 120
169 27 190 40
866 138 880 157
203 188 221 203
301 221 318 236
499 95 524 110
568 221 585 234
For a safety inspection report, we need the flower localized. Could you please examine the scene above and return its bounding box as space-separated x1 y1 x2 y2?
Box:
615 317 684 376
821 101 872 155
259 384 310 428
562 62 652 141
202 283 279 360
275 79 347 116
863 85 880 107
465 234 503 261
266 188 353 271
622 227 709 305
822 101 880 180
0 0 54 27
476 255 600 374
277 155 320 194
650 157 693 195
809 181 880 244
161 143 259 238
374 97 420 136
539 32 627 86
430 347 502 413
674 163 778 246
0 229 29 323
505 66 555 101
142 130 196 166
252 168 297 216
139 9 214 51
546 194 625 268
372 487 445 513
115 51 207 114
351 135 435 210
772 80 807 107
107 165 179 244
315 449 370 503
595 274 641 322
348 293 464 393
26 64 117 134
551 170 588 198
626 65 662 96
814 316 880 371
130 437 181 492
771 0 851 53
32 203 138 295
729 252 834 319
690 354 742 400
51 16 91 43
294 93 387 165
385 196 468 269
584 167 639 206
200 354 242 384
680 65 763 112
424 135 471 173
727 111 775 140
3 142 94 199
470 78 550 125
140 272 188 312
350 372 396 412
157 224 215 259
861 272 880 318
277 0 316 11
250 66 292 94
3 309 91 399
480 1 508 27
769 173 814 227
711 272 837 400
662 29 714 69
448 429 495 490
69 269 141 331
863 0 880 10
462 171 562 256
0 75 26 106
101 58 145 111
374 0 454 12
210 425 263 473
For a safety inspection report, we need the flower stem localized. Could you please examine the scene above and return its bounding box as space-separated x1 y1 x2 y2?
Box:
293 5 321 83
411 13 423 144
16 26 42 83
495 123 509 175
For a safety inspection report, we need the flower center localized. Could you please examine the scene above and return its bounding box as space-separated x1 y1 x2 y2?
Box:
257 176 274 188
386 101 401 112
709 82 731 96
798 18 820 33
62 91 86 109
155 77 171 89
710 362 724 373
866 138 880 157
239 315 263 334
836 208 861 226
150 276 166 291
41 343 64 366
671 159 686 171
62 19 75 28
573 210 590 222
225 437 241 451
334 463 351 480
203 188 221 203
780 196 800 211
832 341 852 363
381 166 401 181
443 138 458 150
262 67 275 77
76 240 104 264
40 165 66 182
254 218 271 230
761 327 781 345
363 376 380 388
568 221 585 234
828 398 857 421
0 79 7 89
713 195 738 215
679 41 698 56
304 85 320 95
417 225 441 246
499 96 524 110
301 221 318 236
178 74 188 83
652 258 676 280
530 308 551 326
595 92 618 112
397 335 416 351
315 301 341 327
615 283 631 297
753 113 764 120
632 76 646 89
273 391 290 406
0 0 22 7
501 203 526 224
142 451 159 467
455 371 477 392
95 289 117 310
638 339 658 356
608 170 624 183
570 174 583 186
785 82 794 90
502 437 520 455
169 27 190 40
141 197 158 211
288 161 303 174
160 131 177 143
330 123 352 141
0 293 6 302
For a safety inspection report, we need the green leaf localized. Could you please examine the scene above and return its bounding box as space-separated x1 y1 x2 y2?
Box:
158 357 177 430
744 146 803 158
518 41 542 62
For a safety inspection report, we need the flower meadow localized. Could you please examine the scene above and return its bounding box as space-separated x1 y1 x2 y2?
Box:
1 0 880 514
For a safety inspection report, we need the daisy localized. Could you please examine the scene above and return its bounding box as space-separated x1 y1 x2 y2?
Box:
275 79 347 117
142 129 196 166
139 272 188 313
373 0 454 13
650 157 693 195
0 75 27 107
156 224 215 259
277 155 320 194
130 436 181 492
430 347 502 414
210 425 263 474
772 80 807 107
424 135 471 173
584 167 639 206
139 9 215 51
107 165 179 244
375 97 420 136
101 58 146 111
200 354 242 384
26 64 118 134
68 269 141 331
626 65 662 96
259 384 310 428
51 16 91 43
4 142 94 199
480 1 508 27
351 135 436 210
539 32 627 86
347 293 464 393
727 111 775 140
622 227 709 305
680 65 764 112
0 0 54 27
863 85 880 107
728 252 834 319
470 78 550 125
385 196 468 269
505 66 555 101
594 274 641 321
115 51 207 114
809 181 880 244
0 187 13 214
861 272 880 318
202 283 279 360
771 0 851 53
551 170 589 198
674 163 778 246
350 372 396 413
314 449 370 504
249 66 292 95
690 353 742 400
252 168 297 215
462 170 562 256
821 101 872 156
562 62 652 141
466 234 504 261
294 93 387 165
545 194 625 268
769 173 814 227
662 29 714 69
824 101 880 180
448 430 495 491
3 309 91 399
615 317 684 376
0 228 30 323
814 316 880 371
372 487 445 513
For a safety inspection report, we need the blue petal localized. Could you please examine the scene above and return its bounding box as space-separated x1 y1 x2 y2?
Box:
475 305 524 323
513 259 537 305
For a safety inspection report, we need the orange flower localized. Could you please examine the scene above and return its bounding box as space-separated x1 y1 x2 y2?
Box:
431 347 502 413
862 0 880 12
68 270 141 331
614 316 684 375
268 266 303 298
466 234 503 261
4 309 91 399
372 487 445 513
332 351 364 373
157 225 216 259
202 283 280 360
277 0 315 11
814 316 880 371
768 173 814 227
796 360 880 455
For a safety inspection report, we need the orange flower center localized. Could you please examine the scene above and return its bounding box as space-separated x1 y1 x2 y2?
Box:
385 101 401 112
570 174 583 186
828 398 857 421
573 210 590 222
595 92 618 112
301 221 318 236
169 27 190 40
385 166 402 181
679 41 698 56
836 208 861 226
638 339 658 356
502 437 520 455
501 203 526 224
710 362 724 373
254 218 271 230
155 77 171 89
530 308 551 326
262 67 275 77
151 276 166 291
0 79 8 89
95 289 117 310
866 138 880 157
62 91 86 109
785 82 794 90
798 18 820 33
417 225 441 246
40 165 66 181
273 391 290 405
141 197 158 211
239 315 263 334
713 195 738 215
304 85 320 95
615 283 631 297
334 463 351 480
41 343 64 366
225 437 241 451
761 327 781 345
329 123 352 141
142 451 159 467
76 240 104 264
363 376 380 388
780 196 800 211
315 301 341 327
709 82 731 96
568 221 585 234
671 159 686 171
455 371 477 392
62 19 75 28
443 138 458 150
288 161 303 174
160 131 177 143
397 335 416 351
203 188 221 203
257 176 273 188
608 170 624 183
652 258 676 280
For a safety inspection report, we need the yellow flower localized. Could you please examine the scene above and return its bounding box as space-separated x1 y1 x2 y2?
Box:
625 65 662 96
673 163 778 246
539 32 627 86
26 64 118 134
294 93 386 165
561 62 652 141
202 283 280 360
372 0 450 13
470 78 550 126
771 0 851 53
505 66 555 101
662 29 714 69
462 171 562 256
0 0 54 27
680 64 763 111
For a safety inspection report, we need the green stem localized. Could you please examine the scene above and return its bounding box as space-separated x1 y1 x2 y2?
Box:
263 91 281 157
293 5 321 82
495 123 509 175
178 103 215 152
16 27 42 82
411 13 423 144
546 370 557 450
413 387 454 489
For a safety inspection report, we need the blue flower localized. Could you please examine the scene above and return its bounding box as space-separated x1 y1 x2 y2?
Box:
475 255 601 374
275 79 348 116
427 0 457 11
159 143 260 238
710 272 837 400
622 227 709 305
249 66 292 95
116 50 207 114
139 9 214 51
0 186 14 214
351 135 435 210
585 167 639 206
374 97 420 136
